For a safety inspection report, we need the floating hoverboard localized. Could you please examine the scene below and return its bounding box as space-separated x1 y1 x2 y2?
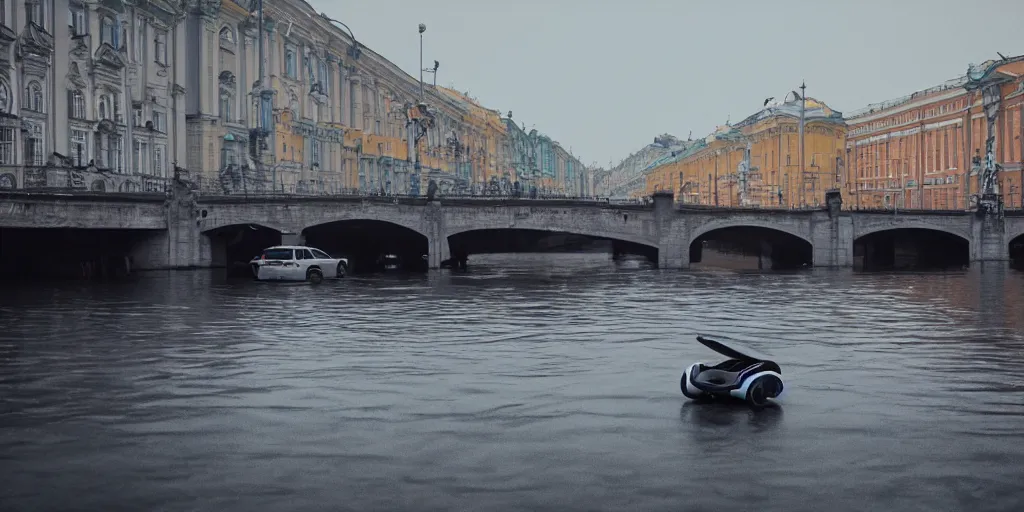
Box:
681 335 784 408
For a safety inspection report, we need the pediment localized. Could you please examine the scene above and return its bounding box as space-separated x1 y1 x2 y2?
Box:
94 43 127 70
18 23 54 55
70 37 89 58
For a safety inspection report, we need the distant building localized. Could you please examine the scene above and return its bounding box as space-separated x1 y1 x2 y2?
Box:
644 96 847 208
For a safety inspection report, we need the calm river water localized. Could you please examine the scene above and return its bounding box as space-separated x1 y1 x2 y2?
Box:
2 254 1024 511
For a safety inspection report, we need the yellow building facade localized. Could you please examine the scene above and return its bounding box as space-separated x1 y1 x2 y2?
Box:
645 97 847 208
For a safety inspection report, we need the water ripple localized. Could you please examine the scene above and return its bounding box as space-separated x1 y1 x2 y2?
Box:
2 254 1024 512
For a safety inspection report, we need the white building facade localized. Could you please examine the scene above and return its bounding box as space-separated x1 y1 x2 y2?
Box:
0 0 187 192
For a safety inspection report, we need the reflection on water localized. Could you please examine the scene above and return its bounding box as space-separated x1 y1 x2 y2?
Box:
2 254 1024 511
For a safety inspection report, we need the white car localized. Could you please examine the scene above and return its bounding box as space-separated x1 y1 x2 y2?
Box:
250 245 348 284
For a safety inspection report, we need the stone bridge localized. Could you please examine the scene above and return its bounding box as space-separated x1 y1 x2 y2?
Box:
2 190 1022 270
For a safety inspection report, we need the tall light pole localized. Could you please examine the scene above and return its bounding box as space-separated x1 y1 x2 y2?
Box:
254 0 270 192
798 80 806 207
418 23 426 100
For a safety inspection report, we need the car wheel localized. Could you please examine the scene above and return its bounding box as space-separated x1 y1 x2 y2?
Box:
336 261 346 278
251 264 260 280
307 268 323 284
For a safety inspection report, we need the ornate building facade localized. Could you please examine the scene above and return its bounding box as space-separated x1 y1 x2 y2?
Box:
845 56 1024 210
0 0 187 192
644 96 847 208
178 0 585 196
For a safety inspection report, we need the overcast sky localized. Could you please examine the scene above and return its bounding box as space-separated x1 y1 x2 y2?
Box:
308 0 1024 169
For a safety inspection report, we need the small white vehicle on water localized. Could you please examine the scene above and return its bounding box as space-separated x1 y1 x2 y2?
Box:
250 246 348 284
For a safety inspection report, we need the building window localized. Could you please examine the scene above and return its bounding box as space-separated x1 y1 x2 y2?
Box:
98 96 109 120
101 16 117 47
97 133 124 172
317 60 328 86
154 31 167 65
219 26 234 44
152 110 165 132
285 48 297 78
26 124 43 166
133 139 148 174
154 144 165 176
24 81 43 112
69 4 86 35
113 93 122 124
0 79 9 114
312 139 322 168
0 127 13 165
133 16 143 61
70 129 87 166
133 107 143 127
68 89 85 118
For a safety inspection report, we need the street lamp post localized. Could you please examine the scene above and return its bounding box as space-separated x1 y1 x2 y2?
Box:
318 12 361 60
798 81 806 208
418 23 426 100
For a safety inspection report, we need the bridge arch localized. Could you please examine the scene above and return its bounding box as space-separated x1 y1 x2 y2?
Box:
1009 227 1024 270
302 218 430 273
852 221 972 245
688 219 813 248
852 222 971 271
202 222 286 274
444 225 660 268
687 219 814 270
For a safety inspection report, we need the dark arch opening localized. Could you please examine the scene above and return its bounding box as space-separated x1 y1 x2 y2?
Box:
445 229 658 270
203 224 282 277
0 227 163 282
304 220 428 274
689 226 812 270
854 228 969 271
1010 234 1024 271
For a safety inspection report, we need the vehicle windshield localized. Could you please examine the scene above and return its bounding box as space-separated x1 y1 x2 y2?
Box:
262 248 293 260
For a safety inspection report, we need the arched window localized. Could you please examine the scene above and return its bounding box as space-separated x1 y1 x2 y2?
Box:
285 49 296 78
24 81 43 112
0 79 10 114
219 27 234 44
98 96 109 120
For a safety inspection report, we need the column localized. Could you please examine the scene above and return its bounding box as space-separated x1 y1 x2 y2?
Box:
238 28 248 125
52 0 72 157
350 75 362 131
173 18 187 168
